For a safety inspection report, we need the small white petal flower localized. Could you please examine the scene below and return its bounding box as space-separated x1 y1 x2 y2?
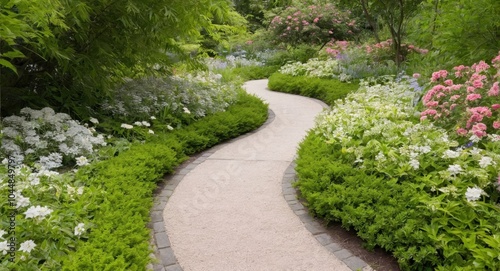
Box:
89 118 99 124
442 150 459 159
150 116 156 120
0 230 6 240
465 186 486 202
409 159 420 170
148 129 154 134
141 121 150 127
447 164 463 176
75 156 89 167
16 195 30 209
19 240 36 253
77 187 84 195
183 107 191 114
478 156 494 168
24 205 53 220
120 124 133 129
74 223 85 236
0 241 8 255
133 121 143 126
167 125 174 131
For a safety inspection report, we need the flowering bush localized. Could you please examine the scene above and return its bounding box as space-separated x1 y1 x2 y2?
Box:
1 107 106 168
278 58 342 79
102 71 240 123
420 52 500 143
269 4 358 46
295 77 500 269
0 161 96 269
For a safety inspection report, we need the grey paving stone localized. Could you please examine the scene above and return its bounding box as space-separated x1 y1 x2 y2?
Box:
315 233 333 246
283 173 295 179
153 263 166 271
325 242 343 253
282 182 292 189
297 213 314 223
158 247 177 266
282 187 296 195
343 256 368 271
160 189 173 198
304 222 324 235
165 264 183 271
165 184 177 191
153 221 166 233
284 194 296 201
150 211 163 223
152 201 167 211
155 232 171 248
184 163 197 170
333 249 353 260
284 166 295 174
287 199 299 205
294 210 307 215
177 168 191 175
289 203 304 211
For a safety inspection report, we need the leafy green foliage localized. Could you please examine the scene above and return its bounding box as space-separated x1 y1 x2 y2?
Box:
0 0 242 118
59 92 268 270
267 73 359 104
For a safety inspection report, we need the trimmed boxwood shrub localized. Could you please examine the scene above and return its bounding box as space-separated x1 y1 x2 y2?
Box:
60 93 268 270
267 73 359 105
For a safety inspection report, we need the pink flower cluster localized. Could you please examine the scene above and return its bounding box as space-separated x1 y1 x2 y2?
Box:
324 39 428 61
421 52 500 140
269 4 357 45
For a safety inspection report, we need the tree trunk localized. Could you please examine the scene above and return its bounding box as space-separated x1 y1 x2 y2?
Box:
360 0 381 43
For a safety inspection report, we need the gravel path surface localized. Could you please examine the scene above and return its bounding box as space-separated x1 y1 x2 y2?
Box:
163 79 351 271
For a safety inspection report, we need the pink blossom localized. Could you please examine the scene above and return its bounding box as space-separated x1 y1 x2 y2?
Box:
493 121 500 129
450 95 461 101
492 104 500 110
488 82 499 96
425 101 439 107
313 17 319 23
444 79 453 86
466 94 482 101
421 109 437 116
420 116 428 121
450 104 458 110
467 86 476 93
413 73 421 79
456 128 468 136
471 60 490 73
431 70 448 82
472 80 484 88
450 84 462 91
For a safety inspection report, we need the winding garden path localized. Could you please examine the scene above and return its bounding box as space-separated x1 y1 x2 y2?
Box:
158 80 370 271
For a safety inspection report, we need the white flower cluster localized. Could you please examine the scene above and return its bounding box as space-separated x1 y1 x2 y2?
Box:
206 55 264 70
312 76 500 203
102 71 239 120
1 107 106 168
279 58 343 79
24 205 53 220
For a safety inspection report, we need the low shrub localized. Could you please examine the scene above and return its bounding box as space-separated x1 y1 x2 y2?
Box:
295 78 500 270
0 92 268 270
267 73 359 105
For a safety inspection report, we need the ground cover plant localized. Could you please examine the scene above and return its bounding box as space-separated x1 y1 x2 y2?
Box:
0 91 268 270
294 74 500 270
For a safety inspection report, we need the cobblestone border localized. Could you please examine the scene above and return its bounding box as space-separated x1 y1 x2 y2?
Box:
282 161 374 271
147 109 276 271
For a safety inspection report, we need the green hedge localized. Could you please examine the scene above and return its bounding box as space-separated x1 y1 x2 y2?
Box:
267 73 359 105
60 93 268 270
232 65 280 80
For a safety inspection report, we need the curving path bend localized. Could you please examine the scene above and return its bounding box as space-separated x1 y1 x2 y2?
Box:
162 79 351 271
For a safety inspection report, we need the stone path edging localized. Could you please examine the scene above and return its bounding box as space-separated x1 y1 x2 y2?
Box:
148 88 375 271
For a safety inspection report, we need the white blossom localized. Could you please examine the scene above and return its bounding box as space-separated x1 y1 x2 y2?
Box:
0 241 8 255
141 121 150 127
478 156 494 168
74 223 85 236
121 123 133 129
442 150 460 159
183 107 191 114
24 206 53 220
148 129 154 134
89 117 99 124
409 159 420 170
150 116 156 120
465 186 486 202
19 240 36 253
75 156 89 167
133 121 143 126
448 164 463 176
167 125 174 131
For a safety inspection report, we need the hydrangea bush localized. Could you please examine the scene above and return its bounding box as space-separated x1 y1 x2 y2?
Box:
420 52 500 144
297 77 500 269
